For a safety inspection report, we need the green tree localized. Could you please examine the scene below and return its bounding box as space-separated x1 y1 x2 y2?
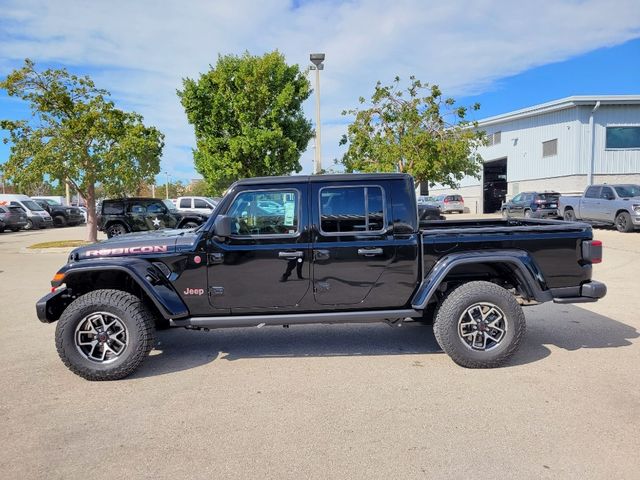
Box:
339 76 485 188
0 59 164 241
178 51 313 194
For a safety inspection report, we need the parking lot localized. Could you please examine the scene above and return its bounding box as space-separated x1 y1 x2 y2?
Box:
0 221 639 479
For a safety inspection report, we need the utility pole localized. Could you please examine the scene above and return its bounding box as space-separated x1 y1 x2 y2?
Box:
310 53 325 174
164 172 171 199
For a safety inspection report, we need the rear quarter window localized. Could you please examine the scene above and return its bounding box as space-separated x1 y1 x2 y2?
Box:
102 201 124 215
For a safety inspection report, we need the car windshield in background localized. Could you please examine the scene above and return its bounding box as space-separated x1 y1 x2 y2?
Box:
614 185 640 198
22 200 45 211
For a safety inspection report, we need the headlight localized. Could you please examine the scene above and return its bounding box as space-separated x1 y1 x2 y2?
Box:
633 205 640 214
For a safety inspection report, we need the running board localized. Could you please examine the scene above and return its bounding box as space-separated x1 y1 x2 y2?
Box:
170 309 421 329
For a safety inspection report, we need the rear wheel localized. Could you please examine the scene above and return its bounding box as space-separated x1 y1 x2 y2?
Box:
563 209 576 222
180 221 199 229
615 211 633 233
10 227 20 232
433 281 526 368
501 209 509 219
55 289 156 381
106 222 128 238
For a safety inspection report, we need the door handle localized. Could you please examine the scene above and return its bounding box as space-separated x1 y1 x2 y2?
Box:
278 251 304 259
358 247 384 256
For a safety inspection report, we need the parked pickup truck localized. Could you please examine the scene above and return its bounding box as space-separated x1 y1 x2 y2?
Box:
37 173 606 380
559 184 640 232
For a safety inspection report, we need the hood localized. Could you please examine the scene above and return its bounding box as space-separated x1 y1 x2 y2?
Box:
71 228 201 260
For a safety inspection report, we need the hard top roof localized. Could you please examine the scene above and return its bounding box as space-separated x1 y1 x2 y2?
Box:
235 172 412 186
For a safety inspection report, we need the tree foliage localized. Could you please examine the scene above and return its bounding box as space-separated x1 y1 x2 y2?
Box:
0 59 164 240
178 51 313 194
339 76 485 188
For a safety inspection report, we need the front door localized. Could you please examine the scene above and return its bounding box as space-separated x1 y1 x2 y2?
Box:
311 182 395 306
206 183 311 312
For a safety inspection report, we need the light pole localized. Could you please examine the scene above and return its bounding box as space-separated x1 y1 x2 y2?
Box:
164 172 171 199
310 53 325 174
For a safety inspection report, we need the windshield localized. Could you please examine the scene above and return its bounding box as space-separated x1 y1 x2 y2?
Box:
614 185 640 198
22 200 45 211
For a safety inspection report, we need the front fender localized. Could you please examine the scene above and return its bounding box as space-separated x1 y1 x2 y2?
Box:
411 250 553 309
43 258 189 322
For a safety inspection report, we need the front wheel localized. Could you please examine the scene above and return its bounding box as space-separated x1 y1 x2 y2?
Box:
180 221 199 229
615 211 633 232
24 219 34 230
55 290 156 380
53 215 67 227
433 281 526 368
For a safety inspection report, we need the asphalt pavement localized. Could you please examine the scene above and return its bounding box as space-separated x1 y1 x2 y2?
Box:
0 221 638 479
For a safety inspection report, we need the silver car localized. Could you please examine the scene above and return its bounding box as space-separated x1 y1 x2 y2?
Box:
435 194 465 214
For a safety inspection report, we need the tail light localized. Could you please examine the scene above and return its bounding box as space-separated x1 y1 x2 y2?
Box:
460 197 464 203
582 240 602 264
444 198 451 203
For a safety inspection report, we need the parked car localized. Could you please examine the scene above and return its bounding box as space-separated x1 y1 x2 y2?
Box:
97 197 210 238
0 194 53 229
435 194 465 213
32 198 85 227
417 195 438 206
0 205 28 232
559 184 640 232
175 196 219 215
501 191 560 219
37 173 606 380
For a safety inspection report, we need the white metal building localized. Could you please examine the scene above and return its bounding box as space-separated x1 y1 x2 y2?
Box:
429 95 640 213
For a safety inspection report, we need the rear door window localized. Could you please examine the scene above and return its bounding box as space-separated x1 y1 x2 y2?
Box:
585 186 601 198
193 198 211 209
320 186 385 234
179 198 191 208
599 187 615 200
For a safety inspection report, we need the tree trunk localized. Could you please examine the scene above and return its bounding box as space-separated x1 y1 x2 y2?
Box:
86 182 98 242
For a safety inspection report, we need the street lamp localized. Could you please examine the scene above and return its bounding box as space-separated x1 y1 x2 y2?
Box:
309 53 325 174
164 171 171 199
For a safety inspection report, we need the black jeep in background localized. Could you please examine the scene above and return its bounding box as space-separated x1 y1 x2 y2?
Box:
98 198 209 238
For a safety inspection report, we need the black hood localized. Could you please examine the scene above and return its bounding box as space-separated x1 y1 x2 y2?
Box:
71 229 201 260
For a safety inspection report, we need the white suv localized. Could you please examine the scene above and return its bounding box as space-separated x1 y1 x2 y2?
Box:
175 196 219 215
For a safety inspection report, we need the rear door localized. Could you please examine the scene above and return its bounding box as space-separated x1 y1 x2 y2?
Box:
311 182 394 306
206 182 311 311
581 186 601 220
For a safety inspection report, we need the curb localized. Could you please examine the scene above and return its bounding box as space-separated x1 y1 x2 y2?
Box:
20 246 76 255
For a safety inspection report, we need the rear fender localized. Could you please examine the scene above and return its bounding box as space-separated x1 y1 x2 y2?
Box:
411 250 552 309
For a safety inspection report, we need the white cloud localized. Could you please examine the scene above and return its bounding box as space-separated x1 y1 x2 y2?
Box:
1 0 639 180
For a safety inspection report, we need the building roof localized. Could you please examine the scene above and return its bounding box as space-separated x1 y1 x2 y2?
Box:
477 95 640 127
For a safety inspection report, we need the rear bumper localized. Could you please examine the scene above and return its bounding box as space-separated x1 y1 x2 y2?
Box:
552 280 607 304
530 208 558 219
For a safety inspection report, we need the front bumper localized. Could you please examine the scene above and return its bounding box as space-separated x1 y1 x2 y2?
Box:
552 280 607 304
31 216 54 228
36 287 71 323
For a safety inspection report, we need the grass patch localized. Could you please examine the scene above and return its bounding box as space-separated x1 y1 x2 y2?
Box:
28 240 91 249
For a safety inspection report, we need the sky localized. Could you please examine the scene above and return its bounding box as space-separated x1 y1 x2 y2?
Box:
1 0 640 184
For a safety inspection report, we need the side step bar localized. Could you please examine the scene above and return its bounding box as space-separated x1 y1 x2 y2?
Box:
170 309 421 329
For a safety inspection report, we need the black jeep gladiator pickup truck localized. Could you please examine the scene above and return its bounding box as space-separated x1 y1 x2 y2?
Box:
37 173 606 380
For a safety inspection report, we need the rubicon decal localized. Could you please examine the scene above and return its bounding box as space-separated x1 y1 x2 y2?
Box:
183 288 205 296
84 245 169 257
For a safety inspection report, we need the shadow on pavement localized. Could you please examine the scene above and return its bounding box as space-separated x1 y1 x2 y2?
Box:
509 303 639 366
133 304 638 378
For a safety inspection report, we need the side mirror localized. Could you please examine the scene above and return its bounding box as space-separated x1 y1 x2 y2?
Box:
213 215 232 238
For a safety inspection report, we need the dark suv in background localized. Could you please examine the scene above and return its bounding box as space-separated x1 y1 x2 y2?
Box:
0 205 28 232
98 198 210 238
501 191 560 219
33 198 85 227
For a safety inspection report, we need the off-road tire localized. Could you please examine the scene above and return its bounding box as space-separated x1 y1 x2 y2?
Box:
180 221 199 229
433 281 526 368
55 289 156 381
53 215 67 227
615 211 633 233
106 222 128 238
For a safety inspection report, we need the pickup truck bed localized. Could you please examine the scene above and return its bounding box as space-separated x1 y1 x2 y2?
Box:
36 173 606 380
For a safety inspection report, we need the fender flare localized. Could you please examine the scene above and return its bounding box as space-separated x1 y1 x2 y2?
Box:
58 258 189 320
411 250 553 309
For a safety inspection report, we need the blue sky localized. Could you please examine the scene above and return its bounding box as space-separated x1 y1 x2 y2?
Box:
1 0 640 183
